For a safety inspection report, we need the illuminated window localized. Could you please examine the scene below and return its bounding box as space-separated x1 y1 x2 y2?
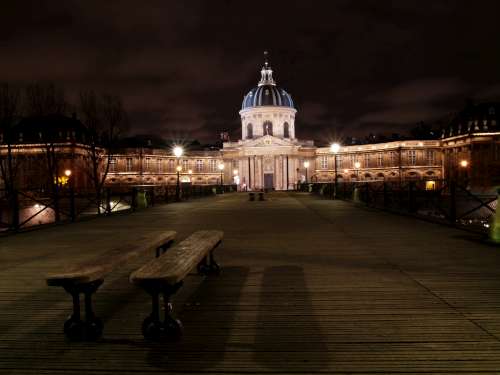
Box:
320 156 328 169
377 153 383 167
284 122 290 138
426 150 435 165
182 159 189 171
126 158 133 172
145 157 151 170
390 151 397 166
247 123 253 139
408 150 416 165
157 158 162 173
196 159 204 172
209 159 217 172
425 180 436 191
109 158 117 172
168 159 174 172
263 121 273 136
364 154 370 168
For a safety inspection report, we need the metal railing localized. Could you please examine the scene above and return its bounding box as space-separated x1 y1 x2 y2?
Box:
0 183 237 233
310 180 498 233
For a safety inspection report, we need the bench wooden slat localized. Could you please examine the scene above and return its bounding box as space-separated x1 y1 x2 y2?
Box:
46 230 177 286
130 230 223 286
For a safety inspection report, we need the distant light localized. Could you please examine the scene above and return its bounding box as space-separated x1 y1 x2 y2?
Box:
343 169 349 173
176 165 182 172
330 143 340 153
485 223 490 228
188 169 193 174
34 204 40 209
218 163 225 171
354 161 361 169
173 146 184 158
460 160 468 168
64 169 72 177
303 161 310 168
233 169 238 175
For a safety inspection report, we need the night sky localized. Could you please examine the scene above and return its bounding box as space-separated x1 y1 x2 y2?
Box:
2 1 500 143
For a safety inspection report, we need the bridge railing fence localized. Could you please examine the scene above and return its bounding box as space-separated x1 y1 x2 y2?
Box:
0 183 236 233
309 180 497 233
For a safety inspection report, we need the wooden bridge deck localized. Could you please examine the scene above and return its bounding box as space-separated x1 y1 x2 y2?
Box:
1 192 500 374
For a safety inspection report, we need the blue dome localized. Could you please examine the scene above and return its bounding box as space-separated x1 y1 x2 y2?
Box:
242 85 294 110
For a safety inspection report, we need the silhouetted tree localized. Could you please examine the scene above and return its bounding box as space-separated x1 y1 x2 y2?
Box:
79 91 127 214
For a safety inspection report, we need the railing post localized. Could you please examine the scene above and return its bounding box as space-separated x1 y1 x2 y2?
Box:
449 180 457 225
11 189 19 231
131 187 137 212
383 182 388 208
70 185 76 222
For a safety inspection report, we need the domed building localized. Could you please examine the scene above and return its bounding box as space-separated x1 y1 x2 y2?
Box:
222 58 316 190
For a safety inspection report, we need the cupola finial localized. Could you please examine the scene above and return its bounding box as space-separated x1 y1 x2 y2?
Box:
259 51 276 86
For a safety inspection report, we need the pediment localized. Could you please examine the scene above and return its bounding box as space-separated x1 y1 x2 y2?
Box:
242 135 294 148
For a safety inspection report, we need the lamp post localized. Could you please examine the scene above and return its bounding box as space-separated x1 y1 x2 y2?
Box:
459 159 469 186
330 143 340 199
173 146 184 201
354 161 361 180
303 161 310 184
218 162 225 193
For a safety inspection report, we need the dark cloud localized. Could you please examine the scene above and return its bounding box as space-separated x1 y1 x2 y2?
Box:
1 0 500 142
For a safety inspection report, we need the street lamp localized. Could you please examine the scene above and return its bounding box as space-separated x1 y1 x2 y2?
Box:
175 165 182 201
460 159 469 184
64 169 72 177
218 163 225 192
354 161 361 180
303 161 310 187
330 143 340 199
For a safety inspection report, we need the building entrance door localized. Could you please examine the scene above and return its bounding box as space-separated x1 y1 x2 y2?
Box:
264 173 274 190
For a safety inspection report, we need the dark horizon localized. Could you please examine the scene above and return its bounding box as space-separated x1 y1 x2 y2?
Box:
2 1 500 143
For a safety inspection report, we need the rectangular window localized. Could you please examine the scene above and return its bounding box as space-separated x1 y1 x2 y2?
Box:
168 159 175 172
320 156 328 169
336 155 342 168
390 151 397 166
209 159 217 172
145 157 151 171
377 153 383 167
426 150 435 165
364 154 370 168
109 157 117 172
182 159 189 172
126 158 132 172
157 158 162 173
196 159 204 172
350 154 356 168
408 150 416 165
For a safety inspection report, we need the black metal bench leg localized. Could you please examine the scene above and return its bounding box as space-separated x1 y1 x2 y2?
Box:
162 292 183 341
63 290 84 341
142 291 165 341
209 251 221 275
197 255 210 275
83 284 103 341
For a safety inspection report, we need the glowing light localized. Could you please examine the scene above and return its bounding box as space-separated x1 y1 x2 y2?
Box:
218 163 225 171
176 165 182 172
64 169 72 177
354 161 361 169
330 143 340 153
188 169 193 174
173 146 184 158
303 161 310 168
425 180 436 191
233 169 238 175
460 160 468 168
343 169 349 173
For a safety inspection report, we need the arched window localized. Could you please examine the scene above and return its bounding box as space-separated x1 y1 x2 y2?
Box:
283 122 290 138
247 123 253 139
263 121 273 136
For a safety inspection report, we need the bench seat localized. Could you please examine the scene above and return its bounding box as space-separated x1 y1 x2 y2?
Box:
130 230 223 341
46 230 176 341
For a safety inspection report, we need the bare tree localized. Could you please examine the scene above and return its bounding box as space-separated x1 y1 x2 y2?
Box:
24 83 68 221
79 91 127 214
0 83 22 227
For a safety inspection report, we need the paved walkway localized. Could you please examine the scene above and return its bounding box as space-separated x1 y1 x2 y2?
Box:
1 192 500 374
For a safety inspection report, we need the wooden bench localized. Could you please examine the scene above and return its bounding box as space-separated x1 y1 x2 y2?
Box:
130 230 223 341
46 230 176 341
249 192 255 201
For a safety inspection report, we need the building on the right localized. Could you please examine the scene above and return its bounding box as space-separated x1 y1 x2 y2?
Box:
441 102 500 192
